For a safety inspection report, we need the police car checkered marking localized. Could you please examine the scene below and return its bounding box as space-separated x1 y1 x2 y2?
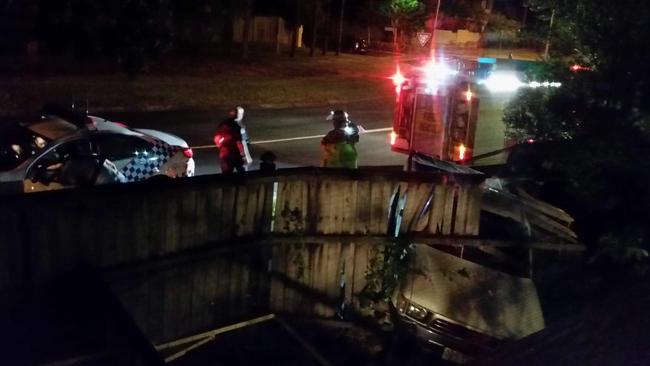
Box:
121 139 176 181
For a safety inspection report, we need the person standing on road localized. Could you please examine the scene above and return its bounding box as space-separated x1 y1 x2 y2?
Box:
232 106 254 168
215 107 247 173
321 110 359 169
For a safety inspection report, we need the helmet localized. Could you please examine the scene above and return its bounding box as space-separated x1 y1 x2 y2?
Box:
228 106 245 122
327 110 348 122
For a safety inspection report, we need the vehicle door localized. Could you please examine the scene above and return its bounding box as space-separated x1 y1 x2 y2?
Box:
23 137 97 192
89 133 157 181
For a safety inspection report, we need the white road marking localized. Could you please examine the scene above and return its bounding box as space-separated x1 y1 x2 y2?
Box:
191 127 393 149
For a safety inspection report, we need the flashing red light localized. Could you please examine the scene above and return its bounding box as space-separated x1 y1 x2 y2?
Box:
570 64 592 72
526 138 535 144
183 147 194 158
458 144 467 161
214 135 225 148
389 67 407 92
464 86 473 101
390 131 398 145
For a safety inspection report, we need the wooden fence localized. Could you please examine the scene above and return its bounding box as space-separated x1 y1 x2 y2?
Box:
0 167 484 343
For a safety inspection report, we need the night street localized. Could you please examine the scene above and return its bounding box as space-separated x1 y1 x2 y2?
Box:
4 0 650 364
106 87 512 174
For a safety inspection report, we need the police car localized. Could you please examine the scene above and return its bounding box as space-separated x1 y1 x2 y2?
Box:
0 108 195 194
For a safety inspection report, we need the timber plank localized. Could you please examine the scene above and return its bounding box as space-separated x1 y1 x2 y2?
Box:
442 185 458 235
261 182 275 234
137 195 153 258
340 181 356 234
428 185 447 234
306 179 319 234
179 188 199 250
465 185 482 235
355 180 371 234
400 183 433 233
379 181 394 234
341 242 355 311
350 242 366 308
274 182 291 233
163 191 180 255
269 243 284 312
190 259 208 334
220 186 237 240
207 187 224 242
324 242 342 318
313 244 326 316
244 183 261 235
283 243 296 314
193 187 210 244
316 180 333 234
234 185 250 236
302 243 317 315
228 251 243 320
368 181 383 234
330 180 344 235
454 185 470 235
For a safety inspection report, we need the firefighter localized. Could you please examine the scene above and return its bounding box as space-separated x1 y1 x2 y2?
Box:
214 108 247 173
321 110 359 169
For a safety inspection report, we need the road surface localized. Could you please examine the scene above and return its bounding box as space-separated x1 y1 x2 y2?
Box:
106 89 514 175
106 101 406 175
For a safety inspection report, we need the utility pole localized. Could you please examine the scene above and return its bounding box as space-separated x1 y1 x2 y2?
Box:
543 9 555 60
336 0 345 56
430 0 441 58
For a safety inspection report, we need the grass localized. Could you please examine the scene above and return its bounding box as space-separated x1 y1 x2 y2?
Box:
0 50 400 117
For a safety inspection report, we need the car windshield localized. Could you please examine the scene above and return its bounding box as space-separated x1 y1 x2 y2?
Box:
0 124 50 172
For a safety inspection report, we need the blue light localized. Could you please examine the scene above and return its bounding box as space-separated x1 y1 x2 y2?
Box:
478 57 497 64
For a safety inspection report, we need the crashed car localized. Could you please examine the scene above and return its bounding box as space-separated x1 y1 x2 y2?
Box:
392 245 545 364
0 107 195 194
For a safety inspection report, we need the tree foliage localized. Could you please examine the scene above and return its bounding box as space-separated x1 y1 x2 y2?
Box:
441 0 488 27
504 0 650 262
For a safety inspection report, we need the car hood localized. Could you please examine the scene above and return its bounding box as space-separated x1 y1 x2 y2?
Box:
400 245 545 340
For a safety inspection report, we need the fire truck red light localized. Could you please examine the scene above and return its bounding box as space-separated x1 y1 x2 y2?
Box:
458 144 466 161
390 67 407 87
465 87 473 101
390 131 398 145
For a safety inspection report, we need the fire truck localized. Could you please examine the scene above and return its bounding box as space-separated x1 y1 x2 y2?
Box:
389 58 480 168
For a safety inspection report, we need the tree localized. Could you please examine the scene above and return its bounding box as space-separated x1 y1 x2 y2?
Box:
378 0 424 52
503 0 650 262
486 12 521 49
441 0 488 31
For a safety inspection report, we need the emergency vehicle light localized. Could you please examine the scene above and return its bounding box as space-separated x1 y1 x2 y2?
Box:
390 130 398 145
458 144 467 161
390 67 407 93
421 60 457 90
464 86 473 101
570 64 592 72
479 72 524 93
